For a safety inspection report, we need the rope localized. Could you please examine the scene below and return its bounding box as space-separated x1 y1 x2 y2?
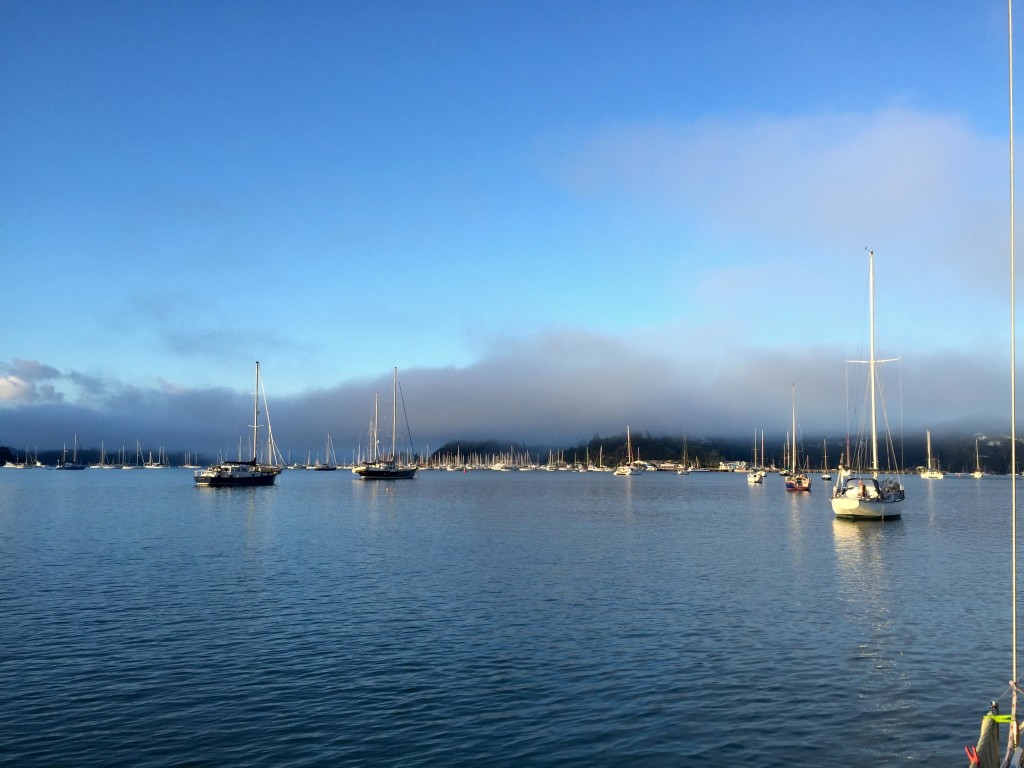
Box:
398 378 415 461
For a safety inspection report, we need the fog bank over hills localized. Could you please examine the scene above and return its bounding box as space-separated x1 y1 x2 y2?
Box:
0 330 1010 461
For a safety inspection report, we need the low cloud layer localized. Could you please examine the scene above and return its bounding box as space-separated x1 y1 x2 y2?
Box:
0 322 1009 460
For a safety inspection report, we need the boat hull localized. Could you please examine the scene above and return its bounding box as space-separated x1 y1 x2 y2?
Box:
831 476 904 520
194 463 280 487
354 463 417 480
194 473 278 487
785 474 811 492
831 496 903 520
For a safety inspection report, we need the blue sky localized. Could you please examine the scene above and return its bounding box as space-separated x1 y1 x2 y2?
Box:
0 0 1017 454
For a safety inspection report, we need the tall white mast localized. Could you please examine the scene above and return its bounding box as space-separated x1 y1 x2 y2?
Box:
373 393 379 463
791 385 797 474
868 250 879 473
252 361 261 463
1009 0 1019 738
391 367 398 460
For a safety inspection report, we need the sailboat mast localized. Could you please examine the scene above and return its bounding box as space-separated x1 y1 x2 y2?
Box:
1009 0 1019 737
391 367 398 460
868 249 880 473
791 385 797 474
252 361 261 463
373 393 379 463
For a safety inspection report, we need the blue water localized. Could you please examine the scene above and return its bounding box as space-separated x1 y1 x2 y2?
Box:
0 468 1010 766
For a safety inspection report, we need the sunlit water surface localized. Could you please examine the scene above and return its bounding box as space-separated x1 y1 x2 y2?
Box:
0 469 1011 766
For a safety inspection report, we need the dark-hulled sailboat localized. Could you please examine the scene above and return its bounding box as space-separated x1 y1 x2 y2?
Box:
194 361 282 487
353 367 417 480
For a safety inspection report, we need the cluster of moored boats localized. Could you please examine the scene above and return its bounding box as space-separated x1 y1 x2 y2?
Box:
191 364 418 487
0 256 919 520
2 440 174 471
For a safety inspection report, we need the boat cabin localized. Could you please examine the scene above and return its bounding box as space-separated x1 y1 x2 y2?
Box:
837 477 882 500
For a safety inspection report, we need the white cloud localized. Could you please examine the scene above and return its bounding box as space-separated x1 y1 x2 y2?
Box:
547 107 1010 387
562 108 1001 255
0 376 36 404
0 360 65 404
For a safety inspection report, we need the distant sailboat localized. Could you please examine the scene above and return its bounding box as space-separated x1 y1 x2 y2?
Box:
747 429 765 484
920 430 944 479
121 440 143 469
144 447 169 468
676 434 690 475
353 368 417 480
91 441 110 469
784 387 811 492
313 434 338 471
3 449 27 469
614 426 639 476
972 437 985 479
56 434 87 470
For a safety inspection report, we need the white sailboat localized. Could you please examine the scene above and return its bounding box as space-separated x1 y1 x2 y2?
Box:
144 447 169 468
676 435 690 475
121 440 143 469
91 441 109 469
4 446 41 469
3 449 27 469
920 430 944 479
830 249 905 519
194 361 282 487
972 437 985 479
784 386 811 492
821 439 832 481
747 429 765 484
614 426 638 475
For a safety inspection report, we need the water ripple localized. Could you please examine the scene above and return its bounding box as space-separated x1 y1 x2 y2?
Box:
0 470 1010 766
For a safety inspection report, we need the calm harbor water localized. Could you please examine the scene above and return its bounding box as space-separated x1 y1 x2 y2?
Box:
0 468 1012 766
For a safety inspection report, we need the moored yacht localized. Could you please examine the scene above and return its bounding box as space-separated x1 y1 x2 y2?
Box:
353 368 418 480
919 430 944 479
56 435 87 470
194 362 282 488
830 249 905 520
